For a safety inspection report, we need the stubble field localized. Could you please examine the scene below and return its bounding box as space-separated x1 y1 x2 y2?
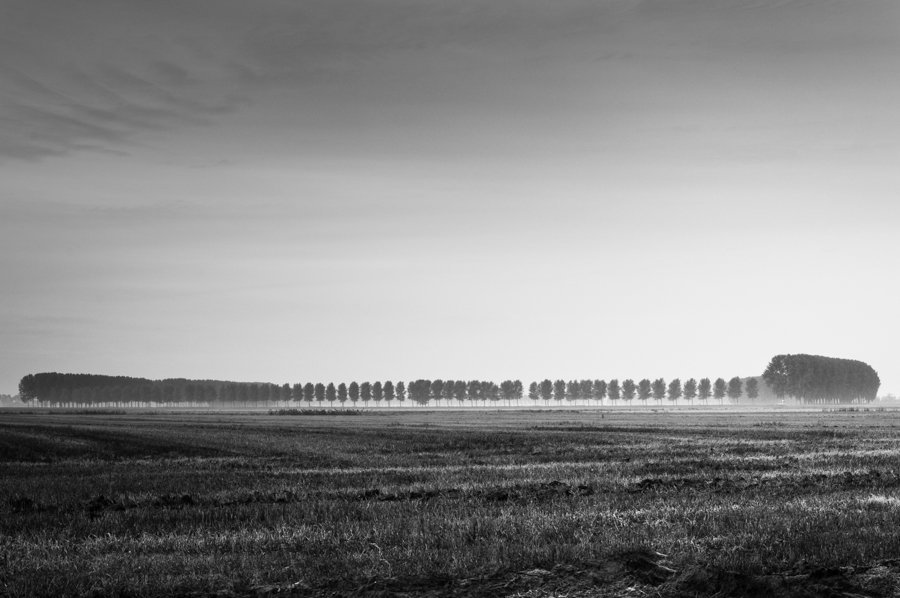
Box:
3 409 900 597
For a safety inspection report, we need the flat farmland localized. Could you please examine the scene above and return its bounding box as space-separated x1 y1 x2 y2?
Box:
3 409 900 597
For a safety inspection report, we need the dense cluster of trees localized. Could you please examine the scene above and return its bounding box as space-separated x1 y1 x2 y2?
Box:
18 372 762 408
17 373 296 408
762 354 879 404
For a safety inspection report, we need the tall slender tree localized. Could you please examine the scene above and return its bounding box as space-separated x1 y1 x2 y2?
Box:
745 378 759 400
607 379 620 403
500 380 518 404
652 378 666 403
540 379 553 404
593 380 607 403
383 381 395 405
566 380 581 402
431 380 444 406
338 383 348 405
713 378 727 403
638 379 652 403
314 383 326 405
443 380 455 404
727 377 743 403
622 379 636 402
667 378 682 403
553 380 566 403
453 380 467 404
683 378 698 404
698 378 712 402
373 381 384 404
467 380 482 405
349 381 360 404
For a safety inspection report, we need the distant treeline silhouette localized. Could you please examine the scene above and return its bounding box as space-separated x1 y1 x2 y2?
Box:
15 373 760 408
18 355 877 408
762 354 880 404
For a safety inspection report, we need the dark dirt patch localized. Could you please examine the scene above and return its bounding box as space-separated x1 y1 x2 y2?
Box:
199 549 676 597
672 560 900 597
364 480 595 504
631 470 900 495
195 556 900 597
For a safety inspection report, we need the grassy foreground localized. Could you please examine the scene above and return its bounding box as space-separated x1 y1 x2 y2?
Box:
3 409 900 597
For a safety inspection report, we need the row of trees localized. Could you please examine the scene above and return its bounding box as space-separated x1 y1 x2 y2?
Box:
18 372 762 408
526 377 757 404
763 354 880 404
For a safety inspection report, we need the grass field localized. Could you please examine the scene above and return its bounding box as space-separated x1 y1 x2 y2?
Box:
3 409 900 597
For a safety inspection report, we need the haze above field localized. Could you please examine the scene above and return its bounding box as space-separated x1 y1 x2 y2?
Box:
1 0 898 395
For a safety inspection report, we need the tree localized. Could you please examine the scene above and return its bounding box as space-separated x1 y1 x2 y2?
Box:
431 380 444 406
579 380 593 400
326 383 336 406
539 379 553 404
383 381 395 405
410 380 432 405
349 381 360 404
652 378 666 403
373 381 384 404
467 380 481 405
593 380 607 403
745 378 759 400
713 378 727 403
638 379 652 403
501 380 519 404
314 383 326 405
453 380 467 404
304 383 315 404
698 378 711 402
513 380 523 403
395 381 406 404
607 379 620 403
528 381 539 402
683 378 697 404
622 379 636 402
483 381 500 404
763 353 879 404
667 378 682 403
360 382 372 405
553 380 566 403
566 380 580 402
442 380 455 404
338 383 348 405
727 377 742 403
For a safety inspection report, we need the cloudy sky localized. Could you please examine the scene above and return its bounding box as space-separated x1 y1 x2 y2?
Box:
1 0 898 396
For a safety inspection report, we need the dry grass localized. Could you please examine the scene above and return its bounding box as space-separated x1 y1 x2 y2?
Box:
3 409 900 596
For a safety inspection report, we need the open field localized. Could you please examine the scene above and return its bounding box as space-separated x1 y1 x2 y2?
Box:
4 409 900 597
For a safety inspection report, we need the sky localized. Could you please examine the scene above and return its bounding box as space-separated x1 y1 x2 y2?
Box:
1 0 899 396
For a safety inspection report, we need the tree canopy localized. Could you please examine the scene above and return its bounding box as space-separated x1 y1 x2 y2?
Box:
763 354 879 403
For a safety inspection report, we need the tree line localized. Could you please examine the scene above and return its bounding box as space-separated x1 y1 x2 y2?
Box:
762 354 880 404
19 372 764 408
18 353 878 408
